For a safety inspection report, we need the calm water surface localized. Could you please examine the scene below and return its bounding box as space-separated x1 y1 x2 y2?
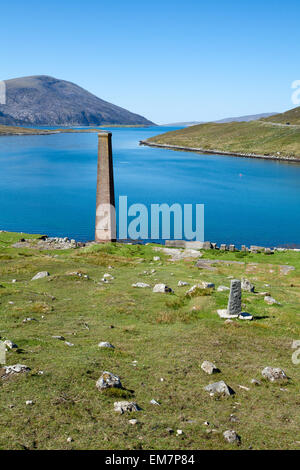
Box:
0 126 299 247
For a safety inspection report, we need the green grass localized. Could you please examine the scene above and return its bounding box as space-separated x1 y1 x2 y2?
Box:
146 120 300 159
0 232 299 450
262 106 300 125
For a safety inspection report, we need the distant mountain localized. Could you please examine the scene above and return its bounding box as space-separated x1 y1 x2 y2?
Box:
162 113 277 127
214 112 277 123
262 107 300 125
0 75 154 126
161 121 204 127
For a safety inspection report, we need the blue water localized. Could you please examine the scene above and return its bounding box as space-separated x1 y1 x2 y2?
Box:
0 126 299 247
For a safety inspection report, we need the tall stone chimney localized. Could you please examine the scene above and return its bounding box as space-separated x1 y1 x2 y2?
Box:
95 132 116 242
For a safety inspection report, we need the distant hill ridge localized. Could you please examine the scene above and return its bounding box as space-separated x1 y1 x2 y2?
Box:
162 113 277 127
0 75 154 126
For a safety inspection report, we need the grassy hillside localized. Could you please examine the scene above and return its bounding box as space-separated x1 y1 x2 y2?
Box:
146 120 300 159
0 232 299 450
0 125 56 136
262 106 300 125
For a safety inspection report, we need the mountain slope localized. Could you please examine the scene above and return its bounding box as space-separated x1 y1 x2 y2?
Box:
262 106 300 125
0 75 154 126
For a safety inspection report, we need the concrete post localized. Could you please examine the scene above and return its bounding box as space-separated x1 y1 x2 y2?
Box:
95 132 116 242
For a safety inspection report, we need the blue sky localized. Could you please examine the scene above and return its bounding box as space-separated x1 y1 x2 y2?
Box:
1 0 300 123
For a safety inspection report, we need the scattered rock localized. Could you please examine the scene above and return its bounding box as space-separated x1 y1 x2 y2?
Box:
251 379 261 386
186 282 214 296
176 429 183 436
67 437 74 443
1 364 31 380
291 340 300 349
114 401 140 414
52 335 65 341
153 256 161 261
129 419 139 425
223 430 241 444
3 340 18 350
264 295 280 305
153 284 173 293
241 278 255 292
96 371 122 390
217 285 230 292
178 280 189 287
150 399 160 406
201 361 220 375
31 271 50 281
65 341 74 347
98 342 115 349
23 317 37 323
238 384 250 391
25 400 34 406
132 282 151 288
204 380 235 396
262 367 288 382
103 273 114 280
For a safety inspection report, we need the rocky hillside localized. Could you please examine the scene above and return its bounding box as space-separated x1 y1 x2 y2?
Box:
0 75 154 126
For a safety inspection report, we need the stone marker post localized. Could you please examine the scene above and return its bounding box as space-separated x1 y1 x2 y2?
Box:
95 132 116 242
227 279 242 316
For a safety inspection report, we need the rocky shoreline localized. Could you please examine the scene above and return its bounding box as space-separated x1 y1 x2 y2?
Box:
140 140 300 163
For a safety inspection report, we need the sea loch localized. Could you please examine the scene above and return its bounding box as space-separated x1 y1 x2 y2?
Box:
0 126 299 247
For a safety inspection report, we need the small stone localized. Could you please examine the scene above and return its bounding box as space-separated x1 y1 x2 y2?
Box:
3 340 18 350
201 361 220 375
166 427 174 434
132 282 151 288
31 271 50 281
1 364 31 380
241 278 255 292
23 317 37 323
204 380 235 396
98 342 115 349
262 366 288 382
67 437 73 443
96 371 122 390
153 256 160 261
176 429 183 435
12 279 17 283
217 285 230 292
238 384 250 391
25 400 34 406
103 273 114 279
65 341 74 347
129 419 139 425
52 335 65 341
153 284 173 293
114 401 140 414
223 430 241 444
251 379 261 386
291 340 300 349
264 295 280 305
150 399 160 406
178 280 189 287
